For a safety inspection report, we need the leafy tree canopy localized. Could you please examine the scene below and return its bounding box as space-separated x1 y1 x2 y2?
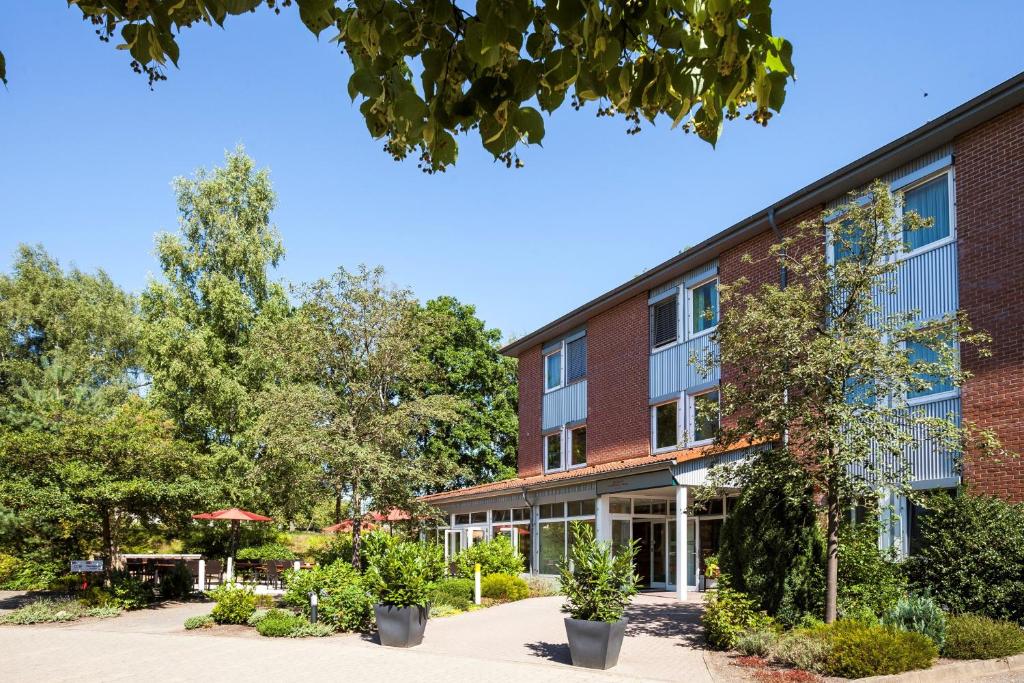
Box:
4 0 794 171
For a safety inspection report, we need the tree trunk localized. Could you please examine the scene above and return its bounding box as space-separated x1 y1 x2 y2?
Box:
101 507 115 586
350 485 362 571
824 481 840 624
334 488 342 525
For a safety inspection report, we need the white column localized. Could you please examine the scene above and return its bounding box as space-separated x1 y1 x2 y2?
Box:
676 485 688 601
293 559 301 573
594 494 612 543
226 556 234 581
197 559 206 591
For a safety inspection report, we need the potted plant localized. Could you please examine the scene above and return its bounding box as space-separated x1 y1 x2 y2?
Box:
557 521 639 670
364 541 434 648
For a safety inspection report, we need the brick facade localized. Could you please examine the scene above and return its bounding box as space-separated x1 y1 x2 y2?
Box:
586 293 650 465
516 344 543 477
956 103 1024 502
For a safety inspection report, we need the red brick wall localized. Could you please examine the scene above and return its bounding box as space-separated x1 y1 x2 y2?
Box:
587 293 650 465
517 344 543 477
956 103 1024 502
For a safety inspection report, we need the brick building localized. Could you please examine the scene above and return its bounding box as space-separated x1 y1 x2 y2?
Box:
422 73 1024 599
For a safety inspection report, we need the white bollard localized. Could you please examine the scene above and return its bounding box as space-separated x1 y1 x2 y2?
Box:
293 560 301 573
226 556 234 581
474 563 481 605
198 559 206 591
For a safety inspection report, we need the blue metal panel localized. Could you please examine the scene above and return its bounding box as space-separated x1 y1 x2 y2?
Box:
649 334 719 399
888 241 958 324
672 449 748 486
542 380 587 431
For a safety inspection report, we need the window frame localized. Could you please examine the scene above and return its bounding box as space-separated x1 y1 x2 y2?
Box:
536 500 596 576
896 168 956 261
650 292 680 351
687 387 721 447
543 430 563 473
544 347 563 393
903 339 960 407
544 332 588 393
651 399 681 453
568 424 587 469
686 277 720 340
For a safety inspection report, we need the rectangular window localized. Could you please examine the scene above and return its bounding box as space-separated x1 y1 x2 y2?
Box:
566 499 595 517
538 521 564 574
651 295 678 348
491 509 511 522
612 519 631 555
903 174 950 252
453 514 470 526
689 279 719 335
653 401 678 451
512 507 530 522
570 425 587 467
518 523 532 573
609 497 631 514
690 390 720 444
469 511 487 524
907 341 954 399
833 218 865 263
565 335 587 383
545 350 562 391
539 503 563 520
633 500 652 515
544 432 562 471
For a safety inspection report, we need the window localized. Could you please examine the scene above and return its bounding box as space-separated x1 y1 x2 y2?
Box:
689 390 720 444
565 335 587 383
609 498 631 514
570 426 587 467
491 509 511 522
453 514 470 526
545 349 562 391
651 295 678 348
907 341 955 399
536 501 596 574
539 503 563 519
689 279 719 335
469 511 487 524
566 499 595 517
544 432 562 471
512 507 530 522
832 218 866 263
903 174 951 252
653 401 678 451
538 522 564 574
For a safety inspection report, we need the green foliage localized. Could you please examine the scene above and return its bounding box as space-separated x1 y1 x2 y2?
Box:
236 543 296 561
159 562 194 600
246 608 270 627
818 620 937 678
480 573 529 602
57 1 794 171
409 297 518 485
703 584 776 650
0 553 17 584
884 594 947 649
526 576 559 597
558 521 638 623
311 534 354 566
715 450 825 626
452 535 524 578
770 630 830 671
364 541 440 608
286 620 335 638
184 614 215 630
0 557 58 590
837 523 907 619
427 577 474 610
282 561 373 632
943 614 1024 660
905 492 1024 624
0 598 120 624
429 603 463 618
255 609 308 637
735 629 778 657
208 581 257 624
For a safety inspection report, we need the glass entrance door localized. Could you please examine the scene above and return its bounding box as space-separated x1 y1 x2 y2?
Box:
632 521 653 586
651 521 667 586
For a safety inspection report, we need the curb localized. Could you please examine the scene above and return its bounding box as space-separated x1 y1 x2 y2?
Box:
857 653 1024 682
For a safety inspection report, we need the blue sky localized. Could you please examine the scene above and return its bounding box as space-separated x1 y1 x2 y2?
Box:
1 3 1022 342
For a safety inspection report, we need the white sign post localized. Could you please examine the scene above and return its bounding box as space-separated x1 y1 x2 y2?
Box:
70 560 104 573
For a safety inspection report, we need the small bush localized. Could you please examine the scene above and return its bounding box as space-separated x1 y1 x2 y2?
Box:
0 598 120 624
287 621 334 637
247 609 270 626
736 629 779 657
208 581 257 624
94 573 154 610
944 614 1024 660
771 630 829 672
526 576 559 597
365 541 443 609
255 608 332 637
452 536 524 579
703 585 775 650
283 561 373 632
884 594 947 649
429 603 463 618
0 553 18 585
311 534 353 566
821 620 937 678
559 521 638 623
184 614 214 630
428 577 474 609
254 593 276 609
159 562 194 600
480 574 529 602
0 558 59 590
837 524 907 620
236 543 296 561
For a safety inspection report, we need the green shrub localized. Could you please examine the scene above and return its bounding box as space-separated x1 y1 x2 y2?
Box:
944 614 1024 660
208 581 256 624
282 561 373 632
428 577 474 609
821 620 937 678
236 543 296 561
365 541 442 609
108 573 154 610
247 609 270 626
312 534 353 566
703 584 776 650
558 521 638 623
884 594 947 649
287 620 334 637
905 492 1024 624
0 558 59 590
184 614 214 630
254 608 332 637
481 573 529 602
452 535 524 578
429 603 463 617
0 598 120 624
837 523 907 620
735 628 778 657
159 562 194 600
0 553 18 585
526 576 559 597
771 630 830 671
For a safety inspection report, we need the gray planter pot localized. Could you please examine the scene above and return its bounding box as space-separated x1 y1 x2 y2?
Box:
374 604 429 648
564 617 627 670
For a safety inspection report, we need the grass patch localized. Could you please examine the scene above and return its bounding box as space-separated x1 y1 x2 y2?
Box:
0 598 121 624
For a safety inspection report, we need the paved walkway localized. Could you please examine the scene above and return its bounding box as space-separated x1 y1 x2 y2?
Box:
0 591 725 682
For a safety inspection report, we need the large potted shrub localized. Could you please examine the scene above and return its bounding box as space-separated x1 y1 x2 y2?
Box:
364 541 442 648
558 521 639 670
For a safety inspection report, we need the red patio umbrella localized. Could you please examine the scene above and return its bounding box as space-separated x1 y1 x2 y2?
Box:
322 519 379 534
192 508 274 559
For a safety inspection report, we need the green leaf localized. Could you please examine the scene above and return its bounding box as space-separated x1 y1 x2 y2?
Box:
348 68 382 100
430 130 459 167
514 106 545 144
296 0 337 37
545 0 586 31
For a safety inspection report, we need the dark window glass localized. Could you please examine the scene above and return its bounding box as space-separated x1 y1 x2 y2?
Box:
609 498 630 514
907 341 954 399
491 509 511 522
692 391 720 442
512 507 530 521
655 402 678 450
545 433 562 470
566 335 587 383
566 499 595 517
454 514 470 525
570 426 587 466
469 512 487 524
539 503 563 520
691 280 719 334
651 296 678 347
